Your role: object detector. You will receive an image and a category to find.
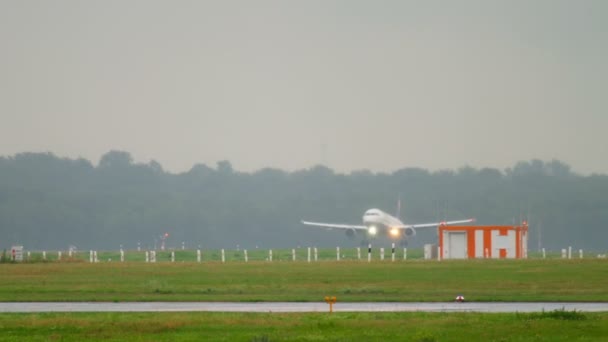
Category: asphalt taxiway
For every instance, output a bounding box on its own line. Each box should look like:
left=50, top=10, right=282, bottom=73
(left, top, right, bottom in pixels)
left=1, top=302, right=607, bottom=313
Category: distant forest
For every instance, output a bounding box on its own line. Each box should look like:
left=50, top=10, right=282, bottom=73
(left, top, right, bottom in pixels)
left=1, top=151, right=607, bottom=252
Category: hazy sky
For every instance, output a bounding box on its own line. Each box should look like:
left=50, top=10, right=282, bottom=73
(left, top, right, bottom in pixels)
left=1, top=1, right=606, bottom=174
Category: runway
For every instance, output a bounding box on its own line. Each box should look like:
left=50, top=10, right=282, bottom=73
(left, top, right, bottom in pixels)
left=1, top=302, right=607, bottom=313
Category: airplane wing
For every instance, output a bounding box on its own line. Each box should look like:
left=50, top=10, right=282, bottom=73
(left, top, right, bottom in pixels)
left=301, top=220, right=368, bottom=230
left=398, top=218, right=476, bottom=229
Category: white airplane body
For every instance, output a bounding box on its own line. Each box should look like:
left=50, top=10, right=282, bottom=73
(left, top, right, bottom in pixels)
left=302, top=208, right=474, bottom=243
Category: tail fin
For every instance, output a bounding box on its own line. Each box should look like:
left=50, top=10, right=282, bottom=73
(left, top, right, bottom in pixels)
left=396, top=194, right=402, bottom=219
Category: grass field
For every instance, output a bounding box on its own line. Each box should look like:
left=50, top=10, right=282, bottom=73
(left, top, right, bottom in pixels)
left=2, top=255, right=608, bottom=341
left=0, top=311, right=607, bottom=341
left=1, top=257, right=608, bottom=302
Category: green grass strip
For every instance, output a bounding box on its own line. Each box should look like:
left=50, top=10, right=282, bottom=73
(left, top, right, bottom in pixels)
left=0, top=311, right=607, bottom=341
left=1, top=259, right=608, bottom=302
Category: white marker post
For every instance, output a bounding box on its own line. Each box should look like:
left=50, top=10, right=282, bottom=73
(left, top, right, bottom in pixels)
left=404, top=248, right=407, bottom=260
left=171, top=251, right=175, bottom=263
left=307, top=247, right=311, bottom=263
left=89, top=250, right=93, bottom=263
left=314, top=247, right=318, bottom=262
left=579, top=249, right=583, bottom=259
left=561, top=249, right=567, bottom=259
left=150, top=251, right=156, bottom=263
left=120, top=249, right=124, bottom=262
left=368, top=244, right=372, bottom=263
left=244, top=249, right=248, bottom=262
left=292, top=249, right=296, bottom=261
left=542, top=248, right=546, bottom=259
left=380, top=248, right=385, bottom=261
left=58, top=251, right=62, bottom=261
left=391, top=243, right=395, bottom=262
left=568, top=246, right=572, bottom=259
left=43, top=251, right=46, bottom=261
left=269, top=249, right=273, bottom=262
left=336, top=247, right=340, bottom=261
left=221, top=249, right=225, bottom=263
left=197, top=249, right=201, bottom=263
left=357, top=247, right=361, bottom=260
left=145, top=251, right=149, bottom=263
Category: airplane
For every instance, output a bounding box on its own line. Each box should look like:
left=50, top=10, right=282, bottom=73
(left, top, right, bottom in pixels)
left=301, top=204, right=474, bottom=245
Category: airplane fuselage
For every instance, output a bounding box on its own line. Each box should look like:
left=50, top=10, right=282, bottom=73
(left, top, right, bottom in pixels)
left=362, top=208, right=405, bottom=238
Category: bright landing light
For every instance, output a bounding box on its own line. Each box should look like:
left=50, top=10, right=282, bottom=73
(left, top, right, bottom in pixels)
left=368, top=226, right=378, bottom=235
left=389, top=228, right=400, bottom=237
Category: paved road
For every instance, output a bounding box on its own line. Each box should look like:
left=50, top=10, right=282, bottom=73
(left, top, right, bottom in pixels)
left=1, top=302, right=607, bottom=313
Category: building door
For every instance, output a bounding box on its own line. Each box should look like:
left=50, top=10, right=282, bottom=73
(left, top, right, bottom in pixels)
left=448, top=232, right=467, bottom=259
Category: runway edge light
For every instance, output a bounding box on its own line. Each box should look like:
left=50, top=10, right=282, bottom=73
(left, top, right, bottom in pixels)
left=324, top=296, right=337, bottom=313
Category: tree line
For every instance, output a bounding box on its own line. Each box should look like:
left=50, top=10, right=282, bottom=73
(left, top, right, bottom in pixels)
left=1, top=151, right=607, bottom=251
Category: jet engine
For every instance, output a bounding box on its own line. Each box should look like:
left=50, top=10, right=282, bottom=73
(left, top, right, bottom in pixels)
left=404, top=227, right=416, bottom=237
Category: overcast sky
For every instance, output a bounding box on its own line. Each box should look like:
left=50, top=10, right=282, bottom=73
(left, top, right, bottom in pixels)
left=1, top=1, right=606, bottom=174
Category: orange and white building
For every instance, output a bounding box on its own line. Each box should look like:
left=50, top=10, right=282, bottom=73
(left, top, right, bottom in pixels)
left=438, top=223, right=528, bottom=260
